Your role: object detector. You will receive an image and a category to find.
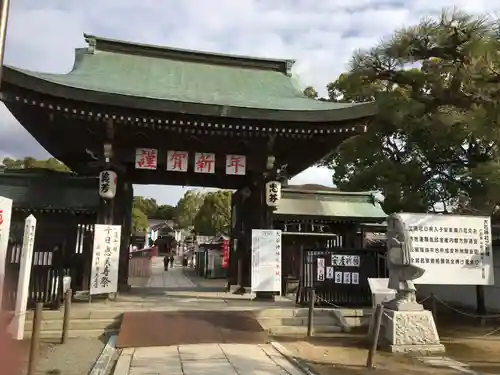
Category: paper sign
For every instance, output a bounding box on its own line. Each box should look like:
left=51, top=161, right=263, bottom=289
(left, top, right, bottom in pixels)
left=90, top=225, right=121, bottom=295
left=326, top=266, right=334, bottom=279
left=334, top=271, right=343, bottom=284
left=343, top=272, right=351, bottom=284
left=251, top=229, right=282, bottom=293
left=317, top=258, right=325, bottom=268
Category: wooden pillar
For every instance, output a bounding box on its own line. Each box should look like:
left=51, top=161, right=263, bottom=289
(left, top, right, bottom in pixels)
left=97, top=196, right=114, bottom=225
left=231, top=187, right=250, bottom=294
left=117, top=182, right=133, bottom=291
left=231, top=183, right=258, bottom=294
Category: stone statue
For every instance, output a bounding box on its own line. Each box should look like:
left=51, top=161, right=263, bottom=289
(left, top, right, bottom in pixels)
left=385, top=213, right=425, bottom=311
left=380, top=213, right=445, bottom=353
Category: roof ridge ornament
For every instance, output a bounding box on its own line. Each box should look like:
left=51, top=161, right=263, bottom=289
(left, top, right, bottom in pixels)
left=84, top=33, right=97, bottom=54
left=285, top=60, right=295, bottom=76
left=79, top=33, right=294, bottom=74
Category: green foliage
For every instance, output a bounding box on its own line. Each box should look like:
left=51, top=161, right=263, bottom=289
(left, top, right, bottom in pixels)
left=175, top=190, right=205, bottom=228
left=131, top=196, right=176, bottom=233
left=133, top=197, right=157, bottom=217
left=2, top=157, right=71, bottom=172
left=303, top=86, right=318, bottom=99
left=155, top=204, right=176, bottom=220
left=132, top=197, right=176, bottom=220
left=131, top=207, right=148, bottom=233
left=315, top=9, right=500, bottom=215
left=194, top=191, right=232, bottom=236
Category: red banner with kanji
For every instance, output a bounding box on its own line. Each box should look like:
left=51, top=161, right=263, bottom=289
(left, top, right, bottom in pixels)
left=222, top=240, right=229, bottom=269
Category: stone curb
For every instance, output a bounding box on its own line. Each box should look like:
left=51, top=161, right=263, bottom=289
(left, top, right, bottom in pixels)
left=112, top=348, right=135, bottom=375
left=270, top=341, right=319, bottom=375
left=89, top=335, right=117, bottom=375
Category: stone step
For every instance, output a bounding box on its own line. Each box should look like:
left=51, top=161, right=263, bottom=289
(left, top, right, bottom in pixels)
left=254, top=308, right=336, bottom=319
left=343, top=316, right=372, bottom=327
left=339, top=308, right=370, bottom=317
left=257, top=316, right=337, bottom=327
left=266, top=325, right=342, bottom=336
left=23, top=328, right=119, bottom=339
left=25, top=309, right=124, bottom=320
left=24, top=318, right=121, bottom=332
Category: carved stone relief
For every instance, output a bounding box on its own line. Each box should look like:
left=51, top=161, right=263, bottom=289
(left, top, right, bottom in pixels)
left=394, top=312, right=440, bottom=345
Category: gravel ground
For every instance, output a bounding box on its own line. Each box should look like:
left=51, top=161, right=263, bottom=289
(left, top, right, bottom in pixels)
left=280, top=335, right=500, bottom=375
left=21, top=337, right=106, bottom=375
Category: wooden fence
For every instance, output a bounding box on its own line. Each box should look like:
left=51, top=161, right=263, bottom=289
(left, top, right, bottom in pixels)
left=128, top=257, right=152, bottom=278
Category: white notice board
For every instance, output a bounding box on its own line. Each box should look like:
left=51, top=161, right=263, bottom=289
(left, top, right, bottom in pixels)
left=251, top=229, right=282, bottom=293
left=90, top=225, right=121, bottom=295
left=394, top=213, right=494, bottom=285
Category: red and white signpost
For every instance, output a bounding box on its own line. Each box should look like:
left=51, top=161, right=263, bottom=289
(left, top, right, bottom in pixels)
left=0, top=196, right=12, bottom=310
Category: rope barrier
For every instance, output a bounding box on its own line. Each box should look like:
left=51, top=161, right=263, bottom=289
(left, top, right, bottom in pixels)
left=308, top=290, right=500, bottom=339
left=314, top=293, right=430, bottom=308
left=432, top=294, right=500, bottom=319
left=314, top=294, right=342, bottom=308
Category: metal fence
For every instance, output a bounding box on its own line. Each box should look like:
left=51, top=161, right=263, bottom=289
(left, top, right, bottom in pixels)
left=297, top=247, right=386, bottom=307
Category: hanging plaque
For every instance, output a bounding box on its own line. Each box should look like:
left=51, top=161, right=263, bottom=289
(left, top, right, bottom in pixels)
left=167, top=150, right=189, bottom=172
left=225, top=155, right=246, bottom=175
left=194, top=153, right=216, bottom=174
left=135, top=148, right=158, bottom=170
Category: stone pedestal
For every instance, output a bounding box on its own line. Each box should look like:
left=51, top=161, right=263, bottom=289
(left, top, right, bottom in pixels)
left=382, top=309, right=445, bottom=353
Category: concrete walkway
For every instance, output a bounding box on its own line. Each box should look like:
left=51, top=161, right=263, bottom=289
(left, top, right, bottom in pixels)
left=113, top=343, right=305, bottom=375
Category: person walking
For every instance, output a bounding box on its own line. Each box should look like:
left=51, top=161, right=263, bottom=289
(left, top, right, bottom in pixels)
left=169, top=254, right=175, bottom=268
left=163, top=255, right=169, bottom=271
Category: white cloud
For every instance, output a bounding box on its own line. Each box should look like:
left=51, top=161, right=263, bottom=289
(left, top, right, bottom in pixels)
left=0, top=0, right=496, bottom=206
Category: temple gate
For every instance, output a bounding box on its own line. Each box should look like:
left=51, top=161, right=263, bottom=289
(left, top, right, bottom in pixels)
left=1, top=34, right=377, bottom=299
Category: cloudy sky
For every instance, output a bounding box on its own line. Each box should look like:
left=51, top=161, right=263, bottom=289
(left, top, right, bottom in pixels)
left=0, top=0, right=496, bottom=206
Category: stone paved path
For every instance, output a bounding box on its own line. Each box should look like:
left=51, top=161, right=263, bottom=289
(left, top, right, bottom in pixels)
left=70, top=256, right=294, bottom=311
left=113, top=343, right=305, bottom=375
left=147, top=258, right=196, bottom=289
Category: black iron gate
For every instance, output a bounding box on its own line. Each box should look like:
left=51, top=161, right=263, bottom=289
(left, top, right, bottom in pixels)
left=297, top=247, right=386, bottom=307
left=2, top=241, right=65, bottom=310
left=2, top=219, right=95, bottom=310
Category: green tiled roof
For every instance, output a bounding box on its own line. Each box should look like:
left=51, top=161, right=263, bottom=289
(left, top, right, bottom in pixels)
left=3, top=34, right=377, bottom=122
left=0, top=170, right=99, bottom=212
left=274, top=186, right=387, bottom=221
